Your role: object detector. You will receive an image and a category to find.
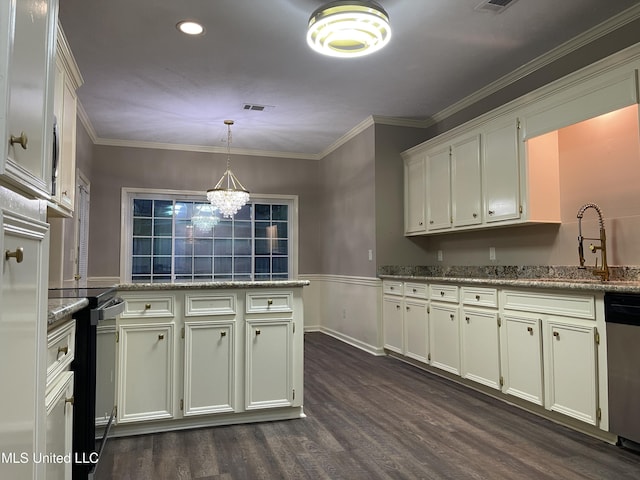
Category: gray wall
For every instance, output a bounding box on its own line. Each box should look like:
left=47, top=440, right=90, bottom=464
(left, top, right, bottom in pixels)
left=316, top=126, right=377, bottom=277
left=87, top=145, right=320, bottom=279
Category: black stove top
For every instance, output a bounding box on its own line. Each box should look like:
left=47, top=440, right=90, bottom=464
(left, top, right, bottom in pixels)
left=48, top=286, right=117, bottom=308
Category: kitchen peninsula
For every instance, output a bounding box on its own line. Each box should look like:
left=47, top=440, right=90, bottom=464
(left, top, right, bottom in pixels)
left=99, top=280, right=308, bottom=437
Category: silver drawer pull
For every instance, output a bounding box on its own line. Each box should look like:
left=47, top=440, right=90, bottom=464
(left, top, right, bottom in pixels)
left=145, top=303, right=152, bottom=310
left=267, top=299, right=273, bottom=306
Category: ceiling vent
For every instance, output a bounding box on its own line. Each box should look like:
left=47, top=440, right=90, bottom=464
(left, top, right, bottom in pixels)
left=475, top=0, right=519, bottom=13
left=242, top=103, right=274, bottom=112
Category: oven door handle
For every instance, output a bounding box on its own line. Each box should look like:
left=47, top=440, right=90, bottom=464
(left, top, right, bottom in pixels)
left=91, top=297, right=126, bottom=324
left=100, top=297, right=126, bottom=320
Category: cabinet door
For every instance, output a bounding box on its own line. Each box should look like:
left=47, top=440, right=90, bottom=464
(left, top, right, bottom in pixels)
left=451, top=134, right=482, bottom=227
left=52, top=56, right=78, bottom=214
left=547, top=321, right=598, bottom=425
left=426, top=146, right=451, bottom=231
left=245, top=320, right=293, bottom=410
left=117, top=323, right=175, bottom=423
left=461, top=309, right=500, bottom=389
left=404, top=154, right=426, bottom=234
left=184, top=321, right=235, bottom=416
left=500, top=315, right=543, bottom=405
left=45, top=371, right=74, bottom=480
left=429, top=303, right=460, bottom=375
left=382, top=296, right=403, bottom=354
left=482, top=118, right=521, bottom=223
left=95, top=320, right=116, bottom=426
left=404, top=299, right=428, bottom=363
left=3, top=0, right=54, bottom=197
left=0, top=195, right=48, bottom=480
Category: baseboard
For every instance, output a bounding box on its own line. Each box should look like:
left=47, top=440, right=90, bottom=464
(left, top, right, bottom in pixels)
left=307, top=326, right=385, bottom=356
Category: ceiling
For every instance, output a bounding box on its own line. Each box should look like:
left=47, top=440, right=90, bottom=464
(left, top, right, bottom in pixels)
left=58, top=0, right=640, bottom=159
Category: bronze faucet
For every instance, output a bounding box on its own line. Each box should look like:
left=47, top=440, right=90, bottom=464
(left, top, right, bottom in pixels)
left=576, top=203, right=609, bottom=281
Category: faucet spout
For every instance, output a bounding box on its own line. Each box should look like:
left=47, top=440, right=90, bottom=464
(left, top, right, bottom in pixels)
left=576, top=203, right=609, bottom=281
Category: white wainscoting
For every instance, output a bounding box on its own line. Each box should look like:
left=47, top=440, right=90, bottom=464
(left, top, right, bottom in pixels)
left=300, top=274, right=383, bottom=355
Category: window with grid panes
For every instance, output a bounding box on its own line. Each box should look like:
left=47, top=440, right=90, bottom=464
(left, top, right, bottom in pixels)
left=129, top=196, right=291, bottom=283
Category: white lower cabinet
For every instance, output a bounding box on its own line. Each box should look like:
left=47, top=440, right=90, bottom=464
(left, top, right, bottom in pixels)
left=429, top=302, right=460, bottom=375
left=183, top=320, right=235, bottom=416
left=45, top=371, right=74, bottom=480
left=381, top=280, right=605, bottom=432
left=95, top=319, right=116, bottom=426
left=546, top=320, right=598, bottom=425
left=245, top=319, right=293, bottom=409
left=461, top=308, right=500, bottom=390
left=404, top=299, right=429, bottom=363
left=382, top=295, right=403, bottom=354
left=117, top=322, right=175, bottom=423
left=499, top=315, right=544, bottom=405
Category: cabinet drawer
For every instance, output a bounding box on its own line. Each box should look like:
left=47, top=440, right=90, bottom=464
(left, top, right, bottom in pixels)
left=121, top=296, right=175, bottom=318
left=46, top=320, right=75, bottom=390
left=462, top=286, right=498, bottom=308
left=430, top=284, right=459, bottom=303
left=185, top=294, right=236, bottom=316
left=502, top=290, right=595, bottom=319
left=404, top=282, right=428, bottom=299
left=246, top=291, right=293, bottom=313
left=383, top=281, right=403, bottom=296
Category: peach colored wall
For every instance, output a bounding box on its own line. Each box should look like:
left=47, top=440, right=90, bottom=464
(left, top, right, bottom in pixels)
left=557, top=104, right=640, bottom=266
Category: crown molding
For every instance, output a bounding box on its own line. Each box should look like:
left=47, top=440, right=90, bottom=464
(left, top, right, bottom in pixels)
left=430, top=3, right=640, bottom=124
left=93, top=136, right=320, bottom=160
left=76, top=101, right=98, bottom=143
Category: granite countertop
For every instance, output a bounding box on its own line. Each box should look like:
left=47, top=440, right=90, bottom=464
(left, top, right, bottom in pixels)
left=47, top=297, right=89, bottom=327
left=116, top=280, right=310, bottom=291
left=378, top=265, right=640, bottom=294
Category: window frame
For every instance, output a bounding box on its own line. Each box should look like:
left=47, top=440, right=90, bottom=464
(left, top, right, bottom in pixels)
left=120, top=187, right=299, bottom=283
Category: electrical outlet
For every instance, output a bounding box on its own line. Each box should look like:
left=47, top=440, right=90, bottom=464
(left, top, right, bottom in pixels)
left=489, top=247, right=496, bottom=261
left=368, top=249, right=373, bottom=261
left=437, top=250, right=443, bottom=262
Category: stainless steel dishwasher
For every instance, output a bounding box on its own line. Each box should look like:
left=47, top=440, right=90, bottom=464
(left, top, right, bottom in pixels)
left=605, top=292, right=640, bottom=450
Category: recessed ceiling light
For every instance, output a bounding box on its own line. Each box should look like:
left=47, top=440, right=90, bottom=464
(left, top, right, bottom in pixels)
left=177, top=20, right=204, bottom=36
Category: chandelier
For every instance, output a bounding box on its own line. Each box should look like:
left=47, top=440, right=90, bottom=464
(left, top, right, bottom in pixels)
left=206, top=120, right=250, bottom=218
left=306, top=1, right=391, bottom=58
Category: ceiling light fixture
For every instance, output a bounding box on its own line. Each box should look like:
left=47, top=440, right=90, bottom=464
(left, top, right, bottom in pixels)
left=306, top=1, right=391, bottom=58
left=206, top=120, right=250, bottom=218
left=177, top=20, right=204, bottom=35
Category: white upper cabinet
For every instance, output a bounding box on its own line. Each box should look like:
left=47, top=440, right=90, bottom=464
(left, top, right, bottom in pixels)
left=403, top=154, right=426, bottom=235
left=0, top=0, right=57, bottom=199
left=451, top=134, right=481, bottom=228
left=481, top=116, right=521, bottom=224
left=425, top=145, right=451, bottom=231
left=49, top=24, right=83, bottom=216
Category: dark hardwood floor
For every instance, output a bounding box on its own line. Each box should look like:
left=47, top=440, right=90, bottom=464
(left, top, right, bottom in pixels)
left=95, top=332, right=640, bottom=479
